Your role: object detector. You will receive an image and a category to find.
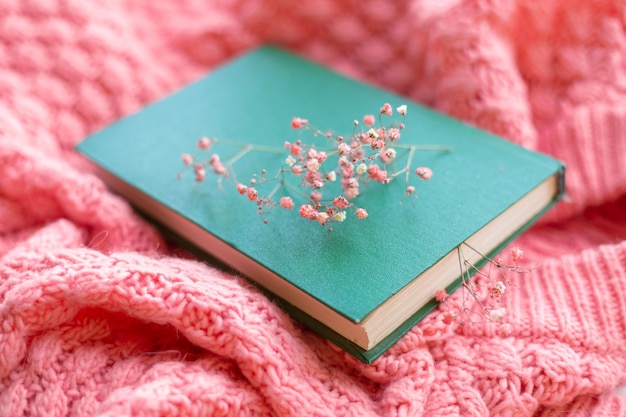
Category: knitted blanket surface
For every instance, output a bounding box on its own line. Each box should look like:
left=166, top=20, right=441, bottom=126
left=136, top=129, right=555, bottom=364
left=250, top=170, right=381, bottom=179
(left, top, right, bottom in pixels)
left=2, top=0, right=626, bottom=416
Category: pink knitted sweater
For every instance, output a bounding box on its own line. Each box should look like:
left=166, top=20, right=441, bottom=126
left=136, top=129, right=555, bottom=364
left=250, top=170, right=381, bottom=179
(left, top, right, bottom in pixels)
left=1, top=0, right=626, bottom=416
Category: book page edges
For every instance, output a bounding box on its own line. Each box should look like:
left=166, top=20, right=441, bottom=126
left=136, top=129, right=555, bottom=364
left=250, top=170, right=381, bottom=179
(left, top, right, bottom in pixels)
left=92, top=167, right=562, bottom=352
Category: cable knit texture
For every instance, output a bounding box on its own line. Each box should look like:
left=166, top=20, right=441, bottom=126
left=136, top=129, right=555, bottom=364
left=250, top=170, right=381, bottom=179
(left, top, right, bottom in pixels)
left=1, top=0, right=626, bottom=416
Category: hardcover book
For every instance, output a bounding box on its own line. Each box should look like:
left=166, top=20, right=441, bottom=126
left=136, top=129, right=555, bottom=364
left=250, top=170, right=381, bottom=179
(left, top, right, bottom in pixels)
left=76, top=45, right=565, bottom=363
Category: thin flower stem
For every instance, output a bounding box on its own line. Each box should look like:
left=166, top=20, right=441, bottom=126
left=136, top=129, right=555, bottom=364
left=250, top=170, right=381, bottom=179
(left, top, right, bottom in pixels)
left=389, top=166, right=409, bottom=180
left=457, top=244, right=488, bottom=313
left=461, top=242, right=497, bottom=265
left=388, top=144, right=451, bottom=181
left=393, top=143, right=453, bottom=152
left=405, top=146, right=416, bottom=184
left=266, top=180, right=282, bottom=200
left=461, top=242, right=516, bottom=287
left=215, top=139, right=285, bottom=154
left=225, top=144, right=254, bottom=166
left=282, top=180, right=312, bottom=201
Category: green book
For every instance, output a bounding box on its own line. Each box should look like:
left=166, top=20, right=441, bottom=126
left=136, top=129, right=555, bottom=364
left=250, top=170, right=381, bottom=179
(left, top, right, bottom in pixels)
left=76, top=45, right=565, bottom=363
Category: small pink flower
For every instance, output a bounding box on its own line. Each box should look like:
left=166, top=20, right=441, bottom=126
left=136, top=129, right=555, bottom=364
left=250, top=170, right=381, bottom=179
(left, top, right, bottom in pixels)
left=315, top=212, right=328, bottom=225
left=396, top=104, right=407, bottom=116
left=345, top=187, right=359, bottom=199
left=341, top=165, right=354, bottom=178
left=358, top=132, right=372, bottom=145
left=356, top=208, right=368, bottom=219
left=363, top=114, right=375, bottom=126
left=442, top=312, right=456, bottom=324
left=345, top=177, right=359, bottom=189
left=415, top=167, right=433, bottom=181
left=291, top=117, right=308, bottom=129
left=306, top=158, right=320, bottom=171
left=181, top=153, right=193, bottom=166
left=299, top=204, right=318, bottom=220
left=194, top=168, right=206, bottom=182
left=511, top=247, right=523, bottom=264
left=380, top=148, right=396, bottom=164
left=367, top=164, right=388, bottom=183
left=435, top=289, right=448, bottom=302
left=209, top=154, right=220, bottom=165
left=371, top=139, right=385, bottom=150
left=489, top=308, right=506, bottom=322
left=379, top=103, right=392, bottom=116
left=279, top=196, right=294, bottom=210
left=299, top=204, right=311, bottom=217
left=291, top=165, right=303, bottom=176
left=499, top=323, right=512, bottom=336
left=376, top=170, right=388, bottom=183
left=351, top=144, right=364, bottom=160
left=406, top=185, right=415, bottom=195
left=367, top=128, right=379, bottom=140
left=337, top=142, right=351, bottom=155
left=310, top=192, right=322, bottom=202
left=353, top=119, right=359, bottom=126
left=388, top=128, right=401, bottom=141
left=212, top=161, right=227, bottom=176
left=247, top=187, right=258, bottom=201
left=197, top=137, right=212, bottom=149
left=316, top=151, right=328, bottom=163
left=236, top=183, right=248, bottom=195
left=304, top=170, right=322, bottom=185
left=493, top=281, right=506, bottom=296
left=367, top=164, right=381, bottom=179
left=338, top=156, right=351, bottom=167
left=289, top=143, right=302, bottom=156
left=312, top=180, right=324, bottom=189
left=332, top=196, right=350, bottom=209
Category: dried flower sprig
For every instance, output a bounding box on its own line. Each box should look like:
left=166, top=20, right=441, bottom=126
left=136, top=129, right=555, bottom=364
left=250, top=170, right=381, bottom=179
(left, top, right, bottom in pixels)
left=179, top=103, right=451, bottom=228
left=436, top=244, right=534, bottom=327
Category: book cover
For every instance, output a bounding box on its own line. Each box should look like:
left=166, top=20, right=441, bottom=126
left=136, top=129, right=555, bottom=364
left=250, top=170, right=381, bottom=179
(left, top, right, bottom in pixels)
left=76, top=45, right=564, bottom=363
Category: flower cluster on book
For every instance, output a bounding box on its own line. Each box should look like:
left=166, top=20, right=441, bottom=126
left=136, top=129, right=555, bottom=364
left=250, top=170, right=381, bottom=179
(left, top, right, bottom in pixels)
left=180, top=103, right=442, bottom=228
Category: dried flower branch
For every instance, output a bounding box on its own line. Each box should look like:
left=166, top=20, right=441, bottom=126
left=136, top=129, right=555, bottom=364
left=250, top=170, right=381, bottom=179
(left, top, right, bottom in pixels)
left=179, top=103, right=451, bottom=228
left=435, top=243, right=534, bottom=326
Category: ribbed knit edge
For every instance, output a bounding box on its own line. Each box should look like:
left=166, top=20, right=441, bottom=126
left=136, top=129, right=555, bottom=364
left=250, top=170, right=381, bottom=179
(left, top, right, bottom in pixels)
left=514, top=194, right=626, bottom=262
left=512, top=241, right=626, bottom=351
left=538, top=105, right=626, bottom=223
left=535, top=391, right=626, bottom=416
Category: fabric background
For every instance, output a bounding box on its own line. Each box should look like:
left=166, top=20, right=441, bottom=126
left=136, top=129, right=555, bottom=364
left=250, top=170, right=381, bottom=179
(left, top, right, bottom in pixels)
left=1, top=0, right=626, bottom=416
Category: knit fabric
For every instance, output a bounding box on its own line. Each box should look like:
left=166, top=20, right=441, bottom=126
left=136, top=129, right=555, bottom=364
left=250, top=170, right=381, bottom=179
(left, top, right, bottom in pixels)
left=1, top=0, right=626, bottom=416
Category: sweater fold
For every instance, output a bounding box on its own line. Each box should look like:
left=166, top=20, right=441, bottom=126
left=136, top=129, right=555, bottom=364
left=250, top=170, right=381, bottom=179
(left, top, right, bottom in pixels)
left=1, top=0, right=626, bottom=416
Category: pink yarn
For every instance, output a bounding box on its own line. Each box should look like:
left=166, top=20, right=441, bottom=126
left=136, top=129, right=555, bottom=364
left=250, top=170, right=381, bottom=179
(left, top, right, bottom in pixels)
left=1, top=0, right=626, bottom=415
